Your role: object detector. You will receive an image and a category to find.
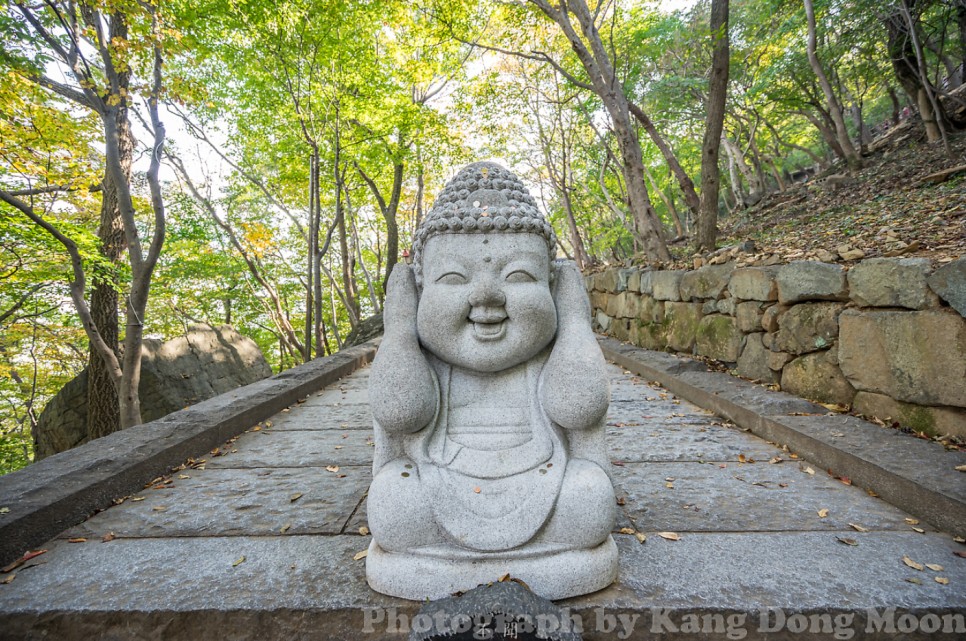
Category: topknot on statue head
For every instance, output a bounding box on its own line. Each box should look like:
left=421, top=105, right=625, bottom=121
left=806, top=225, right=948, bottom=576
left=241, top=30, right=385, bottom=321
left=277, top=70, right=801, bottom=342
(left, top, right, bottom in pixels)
left=411, top=161, right=558, bottom=289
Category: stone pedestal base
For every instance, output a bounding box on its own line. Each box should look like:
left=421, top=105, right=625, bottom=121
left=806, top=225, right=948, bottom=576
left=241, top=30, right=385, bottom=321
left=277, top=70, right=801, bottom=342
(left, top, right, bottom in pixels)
left=365, top=536, right=618, bottom=601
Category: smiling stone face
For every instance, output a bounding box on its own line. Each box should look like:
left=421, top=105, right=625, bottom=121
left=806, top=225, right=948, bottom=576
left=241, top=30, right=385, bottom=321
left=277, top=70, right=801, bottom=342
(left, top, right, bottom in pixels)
left=417, top=233, right=557, bottom=373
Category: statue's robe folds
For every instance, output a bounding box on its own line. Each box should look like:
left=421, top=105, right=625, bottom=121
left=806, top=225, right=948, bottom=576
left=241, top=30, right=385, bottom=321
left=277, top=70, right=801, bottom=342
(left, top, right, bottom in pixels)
left=370, top=348, right=610, bottom=554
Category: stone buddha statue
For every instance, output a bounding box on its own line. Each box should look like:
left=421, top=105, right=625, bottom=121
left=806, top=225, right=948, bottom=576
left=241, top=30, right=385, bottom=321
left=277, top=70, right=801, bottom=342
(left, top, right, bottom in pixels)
left=366, top=161, right=617, bottom=600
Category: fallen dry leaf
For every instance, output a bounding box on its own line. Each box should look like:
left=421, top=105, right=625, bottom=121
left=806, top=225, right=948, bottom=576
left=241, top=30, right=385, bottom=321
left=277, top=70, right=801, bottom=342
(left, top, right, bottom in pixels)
left=178, top=474, right=190, bottom=480
left=803, top=466, right=816, bottom=475
left=289, top=493, right=303, bottom=503
left=101, top=532, right=115, bottom=543
left=658, top=532, right=681, bottom=541
left=131, top=497, right=145, bottom=502
left=619, top=527, right=636, bottom=535
left=325, top=466, right=339, bottom=473
left=769, top=456, right=784, bottom=464
left=665, top=482, right=674, bottom=489
left=935, top=577, right=950, bottom=585
left=905, top=577, right=922, bottom=585
left=818, top=508, right=829, bottom=518
left=0, top=573, right=14, bottom=584
left=849, top=523, right=869, bottom=532
left=280, top=523, right=291, bottom=534
left=837, top=537, right=858, bottom=546
left=0, top=507, right=9, bottom=514
left=359, top=526, right=370, bottom=536
left=616, top=496, right=627, bottom=506
left=232, top=556, right=246, bottom=567
left=925, top=563, right=944, bottom=572
left=353, top=549, right=368, bottom=561
left=152, top=506, right=167, bottom=512
left=67, top=538, right=87, bottom=543
left=911, top=527, right=925, bottom=534
left=473, top=487, right=481, bottom=494
left=955, top=465, right=966, bottom=472
left=635, top=532, right=647, bottom=544
left=954, top=536, right=965, bottom=544
left=955, top=551, right=966, bottom=558
left=905, top=518, right=920, bottom=525
left=902, top=556, right=924, bottom=571
left=1, top=550, right=48, bottom=573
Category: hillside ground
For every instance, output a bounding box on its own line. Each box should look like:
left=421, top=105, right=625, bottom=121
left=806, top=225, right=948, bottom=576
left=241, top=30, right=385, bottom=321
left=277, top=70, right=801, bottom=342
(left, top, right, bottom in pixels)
left=669, top=120, right=965, bottom=268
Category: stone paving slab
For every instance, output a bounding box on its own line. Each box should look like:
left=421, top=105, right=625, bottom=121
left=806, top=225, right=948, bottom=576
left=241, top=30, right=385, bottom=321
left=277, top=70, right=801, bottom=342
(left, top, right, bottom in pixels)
left=606, top=423, right=780, bottom=463
left=203, top=429, right=376, bottom=468
left=613, top=461, right=918, bottom=533
left=61, top=466, right=370, bottom=539
left=268, top=403, right=372, bottom=431
left=315, top=386, right=371, bottom=405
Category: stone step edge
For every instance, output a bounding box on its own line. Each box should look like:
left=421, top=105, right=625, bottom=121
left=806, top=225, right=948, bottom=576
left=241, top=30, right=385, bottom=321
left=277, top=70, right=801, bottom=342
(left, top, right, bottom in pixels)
left=0, top=339, right=380, bottom=567
left=599, top=337, right=966, bottom=537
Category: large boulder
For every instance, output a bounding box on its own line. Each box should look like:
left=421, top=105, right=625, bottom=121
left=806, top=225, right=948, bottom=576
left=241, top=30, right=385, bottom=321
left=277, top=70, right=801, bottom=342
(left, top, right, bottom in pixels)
left=736, top=301, right=767, bottom=332
left=847, top=258, right=937, bottom=309
left=777, top=261, right=848, bottom=304
left=927, top=258, right=966, bottom=317
left=737, top=333, right=779, bottom=383
left=651, top=271, right=684, bottom=301
left=838, top=309, right=966, bottom=408
left=598, top=268, right=620, bottom=293
left=679, top=263, right=735, bottom=301
left=664, top=302, right=703, bottom=351
left=775, top=302, right=845, bottom=355
left=852, top=392, right=966, bottom=439
left=729, top=267, right=779, bottom=302
left=781, top=347, right=856, bottom=406
left=33, top=324, right=272, bottom=459
left=344, top=313, right=384, bottom=348
left=695, top=314, right=743, bottom=362
left=609, top=292, right=641, bottom=319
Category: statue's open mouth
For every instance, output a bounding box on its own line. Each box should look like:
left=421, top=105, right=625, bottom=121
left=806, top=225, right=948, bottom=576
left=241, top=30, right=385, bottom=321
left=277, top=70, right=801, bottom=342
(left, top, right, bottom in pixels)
left=469, top=310, right=508, bottom=341
left=472, top=319, right=506, bottom=340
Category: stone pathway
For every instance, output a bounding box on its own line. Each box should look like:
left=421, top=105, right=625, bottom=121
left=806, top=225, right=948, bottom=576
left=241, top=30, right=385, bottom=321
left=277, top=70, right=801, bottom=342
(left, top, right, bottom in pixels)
left=1, top=362, right=964, bottom=640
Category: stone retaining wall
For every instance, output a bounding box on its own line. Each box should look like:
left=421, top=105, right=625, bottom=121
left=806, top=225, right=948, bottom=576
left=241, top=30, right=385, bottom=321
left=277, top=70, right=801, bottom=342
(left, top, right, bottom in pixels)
left=586, top=258, right=966, bottom=438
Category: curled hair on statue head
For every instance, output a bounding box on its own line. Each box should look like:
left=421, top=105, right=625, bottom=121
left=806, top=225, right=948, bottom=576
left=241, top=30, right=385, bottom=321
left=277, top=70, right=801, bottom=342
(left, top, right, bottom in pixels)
left=411, top=162, right=557, bottom=290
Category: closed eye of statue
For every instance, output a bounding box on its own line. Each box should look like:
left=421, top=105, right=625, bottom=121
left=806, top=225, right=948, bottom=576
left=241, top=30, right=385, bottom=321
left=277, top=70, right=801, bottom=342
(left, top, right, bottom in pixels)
left=436, top=272, right=468, bottom=284
left=505, top=269, right=537, bottom=283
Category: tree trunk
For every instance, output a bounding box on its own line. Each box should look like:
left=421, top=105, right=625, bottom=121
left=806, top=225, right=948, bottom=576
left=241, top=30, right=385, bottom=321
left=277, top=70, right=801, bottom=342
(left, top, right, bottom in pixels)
left=722, top=137, right=746, bottom=209
left=528, top=0, right=670, bottom=262
left=628, top=103, right=702, bottom=223
left=797, top=109, right=846, bottom=160
left=312, top=155, right=323, bottom=357
left=889, top=86, right=902, bottom=125
left=87, top=58, right=132, bottom=439
left=336, top=189, right=359, bottom=328
left=382, top=162, right=403, bottom=294
left=803, top=0, right=862, bottom=170
left=900, top=0, right=951, bottom=153
left=305, top=151, right=317, bottom=361
left=884, top=4, right=949, bottom=145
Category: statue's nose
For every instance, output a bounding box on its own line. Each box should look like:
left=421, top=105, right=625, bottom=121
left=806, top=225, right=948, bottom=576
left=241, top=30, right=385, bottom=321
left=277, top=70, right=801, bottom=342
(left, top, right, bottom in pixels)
left=468, top=280, right=506, bottom=308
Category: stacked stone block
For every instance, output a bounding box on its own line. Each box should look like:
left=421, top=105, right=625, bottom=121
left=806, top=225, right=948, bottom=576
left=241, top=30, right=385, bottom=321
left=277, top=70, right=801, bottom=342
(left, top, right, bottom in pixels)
left=587, top=258, right=966, bottom=438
